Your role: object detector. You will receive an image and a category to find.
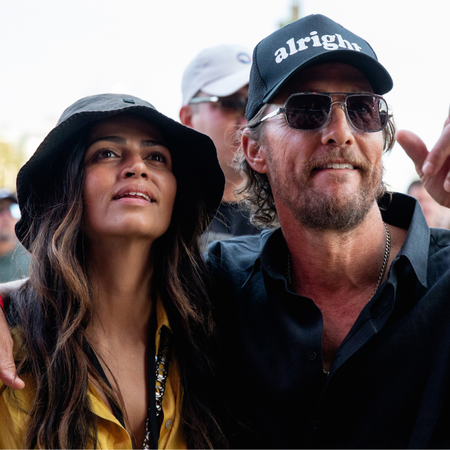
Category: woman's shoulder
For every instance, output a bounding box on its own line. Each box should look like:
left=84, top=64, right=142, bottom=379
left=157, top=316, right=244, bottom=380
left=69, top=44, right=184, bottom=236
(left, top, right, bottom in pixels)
left=0, top=369, right=36, bottom=449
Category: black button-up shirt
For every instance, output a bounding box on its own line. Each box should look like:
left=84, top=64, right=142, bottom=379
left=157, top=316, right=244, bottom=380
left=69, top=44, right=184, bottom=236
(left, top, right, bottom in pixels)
left=207, top=193, right=450, bottom=448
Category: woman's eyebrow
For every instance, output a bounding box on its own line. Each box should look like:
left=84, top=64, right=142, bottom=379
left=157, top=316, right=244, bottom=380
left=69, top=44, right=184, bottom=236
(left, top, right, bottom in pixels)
left=140, top=139, right=167, bottom=147
left=88, top=135, right=125, bottom=146
left=88, top=136, right=166, bottom=147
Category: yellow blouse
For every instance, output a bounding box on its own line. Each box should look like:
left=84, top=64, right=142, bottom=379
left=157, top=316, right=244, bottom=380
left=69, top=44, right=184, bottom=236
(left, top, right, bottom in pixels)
left=0, top=300, right=186, bottom=449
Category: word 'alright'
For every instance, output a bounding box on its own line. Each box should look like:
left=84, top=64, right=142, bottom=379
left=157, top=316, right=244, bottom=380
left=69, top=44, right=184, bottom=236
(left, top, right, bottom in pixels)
left=275, top=32, right=362, bottom=64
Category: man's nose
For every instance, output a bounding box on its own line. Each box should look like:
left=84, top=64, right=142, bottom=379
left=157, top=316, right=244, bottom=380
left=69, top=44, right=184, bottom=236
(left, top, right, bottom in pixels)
left=320, top=102, right=355, bottom=146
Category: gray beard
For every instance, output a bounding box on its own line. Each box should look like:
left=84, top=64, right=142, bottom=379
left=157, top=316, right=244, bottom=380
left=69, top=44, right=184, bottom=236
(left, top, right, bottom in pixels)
left=293, top=176, right=384, bottom=231
left=267, top=145, right=385, bottom=232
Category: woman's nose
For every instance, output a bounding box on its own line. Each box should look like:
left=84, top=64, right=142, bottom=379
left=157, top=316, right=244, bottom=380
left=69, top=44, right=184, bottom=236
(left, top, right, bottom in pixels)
left=122, top=157, right=149, bottom=179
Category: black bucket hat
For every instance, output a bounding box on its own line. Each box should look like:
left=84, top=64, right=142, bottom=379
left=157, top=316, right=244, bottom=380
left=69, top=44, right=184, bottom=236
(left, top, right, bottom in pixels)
left=15, top=93, right=225, bottom=247
left=246, top=14, right=393, bottom=120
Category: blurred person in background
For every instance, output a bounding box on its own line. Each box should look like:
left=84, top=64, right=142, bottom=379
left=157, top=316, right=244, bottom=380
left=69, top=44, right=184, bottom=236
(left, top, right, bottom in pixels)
left=0, top=190, right=29, bottom=282
left=407, top=179, right=450, bottom=228
left=179, top=45, right=260, bottom=246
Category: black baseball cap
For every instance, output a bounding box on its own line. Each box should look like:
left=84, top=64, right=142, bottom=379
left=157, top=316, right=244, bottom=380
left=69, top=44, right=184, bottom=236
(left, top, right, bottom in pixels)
left=16, top=93, right=225, bottom=248
left=246, top=14, right=393, bottom=120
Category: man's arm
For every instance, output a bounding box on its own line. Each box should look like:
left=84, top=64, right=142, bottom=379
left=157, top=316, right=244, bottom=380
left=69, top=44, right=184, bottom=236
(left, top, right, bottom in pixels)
left=397, top=110, right=450, bottom=207
left=0, top=279, right=27, bottom=389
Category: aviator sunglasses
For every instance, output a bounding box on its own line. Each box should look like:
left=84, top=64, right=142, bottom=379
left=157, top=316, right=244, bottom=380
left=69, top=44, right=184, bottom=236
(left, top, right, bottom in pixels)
left=189, top=93, right=248, bottom=116
left=254, top=92, right=389, bottom=132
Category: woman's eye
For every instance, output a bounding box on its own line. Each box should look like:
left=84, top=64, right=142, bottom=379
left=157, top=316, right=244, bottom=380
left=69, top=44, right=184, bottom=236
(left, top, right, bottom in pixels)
left=148, top=152, right=167, bottom=163
left=95, top=149, right=117, bottom=160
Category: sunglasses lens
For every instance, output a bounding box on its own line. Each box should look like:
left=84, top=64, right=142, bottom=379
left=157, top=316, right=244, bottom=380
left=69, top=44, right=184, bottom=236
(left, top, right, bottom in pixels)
left=346, top=95, right=388, bottom=132
left=284, top=94, right=331, bottom=130
left=219, top=96, right=248, bottom=115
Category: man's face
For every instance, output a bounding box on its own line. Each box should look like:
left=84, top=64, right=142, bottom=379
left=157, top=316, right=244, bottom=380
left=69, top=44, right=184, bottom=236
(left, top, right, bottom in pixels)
left=259, top=63, right=384, bottom=231
left=190, top=87, right=248, bottom=177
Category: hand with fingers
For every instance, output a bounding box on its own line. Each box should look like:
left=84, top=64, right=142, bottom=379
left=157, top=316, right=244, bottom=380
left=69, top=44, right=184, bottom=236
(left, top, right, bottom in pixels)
left=0, top=309, right=24, bottom=390
left=0, top=282, right=27, bottom=389
left=396, top=112, right=450, bottom=208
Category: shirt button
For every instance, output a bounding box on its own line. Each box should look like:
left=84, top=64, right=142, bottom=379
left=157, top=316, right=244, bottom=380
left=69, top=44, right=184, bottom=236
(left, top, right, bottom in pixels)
left=313, top=421, right=321, bottom=430
left=308, top=351, right=317, bottom=360
left=165, top=419, right=172, bottom=428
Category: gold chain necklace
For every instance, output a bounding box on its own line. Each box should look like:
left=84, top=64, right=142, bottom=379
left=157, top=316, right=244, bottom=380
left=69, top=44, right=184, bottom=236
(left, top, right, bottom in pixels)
left=286, top=222, right=391, bottom=296
left=142, top=327, right=171, bottom=449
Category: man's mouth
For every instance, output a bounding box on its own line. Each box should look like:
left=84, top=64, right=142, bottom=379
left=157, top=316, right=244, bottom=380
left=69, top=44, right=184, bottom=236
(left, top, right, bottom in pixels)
left=316, top=163, right=356, bottom=170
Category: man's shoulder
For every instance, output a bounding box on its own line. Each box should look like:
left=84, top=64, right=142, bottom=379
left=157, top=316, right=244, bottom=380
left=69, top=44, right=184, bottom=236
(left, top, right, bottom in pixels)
left=205, top=229, right=274, bottom=275
left=430, top=227, right=450, bottom=245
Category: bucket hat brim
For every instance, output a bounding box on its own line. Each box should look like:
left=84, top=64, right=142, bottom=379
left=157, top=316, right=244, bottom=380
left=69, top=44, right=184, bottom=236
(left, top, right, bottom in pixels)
left=16, top=94, right=225, bottom=247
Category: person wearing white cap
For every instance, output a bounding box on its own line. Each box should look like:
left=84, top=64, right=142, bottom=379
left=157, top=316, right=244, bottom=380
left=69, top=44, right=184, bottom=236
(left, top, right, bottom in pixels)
left=179, top=45, right=260, bottom=246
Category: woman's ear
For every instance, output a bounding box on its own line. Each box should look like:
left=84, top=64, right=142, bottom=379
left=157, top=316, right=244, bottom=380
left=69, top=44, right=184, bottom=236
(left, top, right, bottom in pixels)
left=242, top=129, right=268, bottom=174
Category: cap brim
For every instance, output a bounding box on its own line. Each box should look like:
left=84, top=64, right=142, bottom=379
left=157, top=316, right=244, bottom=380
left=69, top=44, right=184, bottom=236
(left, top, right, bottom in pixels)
left=202, top=69, right=250, bottom=97
left=264, top=49, right=393, bottom=104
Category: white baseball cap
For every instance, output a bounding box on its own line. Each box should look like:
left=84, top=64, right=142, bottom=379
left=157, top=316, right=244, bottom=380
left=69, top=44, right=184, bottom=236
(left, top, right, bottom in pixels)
left=181, top=44, right=252, bottom=105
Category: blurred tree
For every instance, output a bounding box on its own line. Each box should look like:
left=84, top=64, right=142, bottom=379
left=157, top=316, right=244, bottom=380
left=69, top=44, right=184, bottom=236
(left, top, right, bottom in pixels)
left=0, top=140, right=27, bottom=192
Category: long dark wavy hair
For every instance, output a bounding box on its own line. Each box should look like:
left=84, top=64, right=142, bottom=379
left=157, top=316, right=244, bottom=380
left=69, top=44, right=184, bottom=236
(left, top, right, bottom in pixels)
left=234, top=106, right=397, bottom=228
left=4, top=120, right=226, bottom=449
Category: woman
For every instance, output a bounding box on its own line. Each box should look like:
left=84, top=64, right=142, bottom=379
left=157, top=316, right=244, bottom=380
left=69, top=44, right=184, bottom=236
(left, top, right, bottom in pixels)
left=0, top=93, right=226, bottom=449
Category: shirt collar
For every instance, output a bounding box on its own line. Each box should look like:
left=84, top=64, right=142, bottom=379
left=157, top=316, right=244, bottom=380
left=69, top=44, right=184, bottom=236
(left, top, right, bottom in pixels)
left=381, top=192, right=429, bottom=288
left=254, top=192, right=430, bottom=288
left=155, top=296, right=172, bottom=360
left=156, top=295, right=172, bottom=333
left=260, top=228, right=289, bottom=282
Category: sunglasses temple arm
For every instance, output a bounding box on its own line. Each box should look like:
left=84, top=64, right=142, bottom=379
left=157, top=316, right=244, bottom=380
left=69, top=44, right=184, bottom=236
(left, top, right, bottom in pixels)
left=257, top=107, right=285, bottom=125
left=189, top=96, right=219, bottom=104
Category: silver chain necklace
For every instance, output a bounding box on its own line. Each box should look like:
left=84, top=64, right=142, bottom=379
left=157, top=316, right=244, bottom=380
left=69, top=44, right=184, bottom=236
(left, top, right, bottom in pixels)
left=142, top=327, right=171, bottom=449
left=286, top=222, right=391, bottom=296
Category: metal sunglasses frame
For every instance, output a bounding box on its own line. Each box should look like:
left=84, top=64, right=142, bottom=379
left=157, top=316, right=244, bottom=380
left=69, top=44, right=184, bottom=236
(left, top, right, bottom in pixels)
left=189, top=95, right=248, bottom=114
left=255, top=92, right=390, bottom=132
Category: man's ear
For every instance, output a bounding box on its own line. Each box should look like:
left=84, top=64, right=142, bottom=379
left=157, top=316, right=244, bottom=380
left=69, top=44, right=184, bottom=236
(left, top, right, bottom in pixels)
left=179, top=105, right=194, bottom=128
left=242, top=129, right=268, bottom=174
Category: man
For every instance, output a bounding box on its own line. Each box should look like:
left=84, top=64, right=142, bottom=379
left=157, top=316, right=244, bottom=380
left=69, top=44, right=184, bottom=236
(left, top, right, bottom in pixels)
left=2, top=14, right=450, bottom=448
left=179, top=45, right=260, bottom=245
left=0, top=190, right=29, bottom=282
left=407, top=179, right=450, bottom=228
left=206, top=14, right=450, bottom=448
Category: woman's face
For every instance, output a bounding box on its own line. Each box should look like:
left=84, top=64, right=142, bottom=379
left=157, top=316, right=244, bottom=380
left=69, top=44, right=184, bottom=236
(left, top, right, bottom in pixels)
left=82, top=114, right=177, bottom=243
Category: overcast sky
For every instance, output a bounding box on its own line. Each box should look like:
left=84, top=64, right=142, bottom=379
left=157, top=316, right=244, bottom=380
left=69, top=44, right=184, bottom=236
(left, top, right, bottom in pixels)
left=1, top=0, right=449, bottom=192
